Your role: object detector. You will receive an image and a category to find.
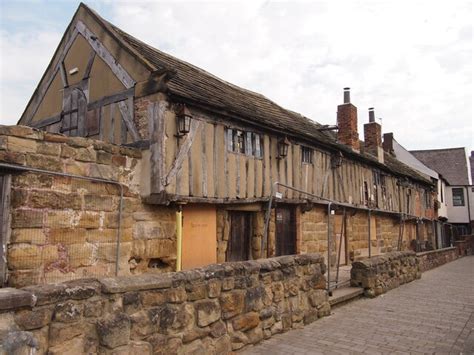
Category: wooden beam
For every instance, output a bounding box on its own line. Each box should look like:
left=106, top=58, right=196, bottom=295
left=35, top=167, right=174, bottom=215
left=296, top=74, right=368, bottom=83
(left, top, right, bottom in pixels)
left=24, top=29, right=79, bottom=124
left=59, top=61, right=68, bottom=88
left=118, top=98, right=140, bottom=141
left=213, top=123, right=218, bottom=197
left=163, top=119, right=202, bottom=187
left=87, top=88, right=135, bottom=111
left=76, top=20, right=135, bottom=89
left=201, top=123, right=208, bottom=197
left=29, top=114, right=62, bottom=128
left=83, top=50, right=96, bottom=80
left=149, top=101, right=167, bottom=193
left=109, top=103, right=115, bottom=143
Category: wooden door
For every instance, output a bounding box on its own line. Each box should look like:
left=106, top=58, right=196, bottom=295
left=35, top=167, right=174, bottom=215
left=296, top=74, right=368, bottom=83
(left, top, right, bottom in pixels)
left=182, top=205, right=217, bottom=270
left=275, top=206, right=296, bottom=256
left=334, top=214, right=348, bottom=266
left=227, top=212, right=252, bottom=261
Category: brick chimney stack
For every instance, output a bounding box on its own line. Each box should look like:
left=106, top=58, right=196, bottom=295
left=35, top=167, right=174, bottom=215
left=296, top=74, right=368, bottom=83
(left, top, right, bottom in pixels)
left=383, top=132, right=394, bottom=155
left=337, top=88, right=360, bottom=152
left=364, top=108, right=384, bottom=163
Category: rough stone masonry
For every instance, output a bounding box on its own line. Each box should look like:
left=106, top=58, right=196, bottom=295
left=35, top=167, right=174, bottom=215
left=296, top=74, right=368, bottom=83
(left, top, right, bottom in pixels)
left=0, top=254, right=330, bottom=354
left=0, top=125, right=176, bottom=287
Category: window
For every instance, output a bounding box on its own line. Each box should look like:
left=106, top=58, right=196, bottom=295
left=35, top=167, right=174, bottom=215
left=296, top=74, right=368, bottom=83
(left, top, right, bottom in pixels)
left=380, top=175, right=387, bottom=206
left=424, top=189, right=432, bottom=208
left=452, top=188, right=465, bottom=206
left=372, top=171, right=381, bottom=207
left=440, top=183, right=444, bottom=203
left=226, top=128, right=263, bottom=158
left=301, top=146, right=313, bottom=164
left=363, top=181, right=369, bottom=206
left=251, top=132, right=263, bottom=158
left=406, top=189, right=411, bottom=213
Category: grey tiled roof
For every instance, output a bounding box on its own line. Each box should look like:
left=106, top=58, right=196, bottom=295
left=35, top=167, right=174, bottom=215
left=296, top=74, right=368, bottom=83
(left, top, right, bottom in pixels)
left=411, top=148, right=470, bottom=185
left=84, top=4, right=432, bottom=186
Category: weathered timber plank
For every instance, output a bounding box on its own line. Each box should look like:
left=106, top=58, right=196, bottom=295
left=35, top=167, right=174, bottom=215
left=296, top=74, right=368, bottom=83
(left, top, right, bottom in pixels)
left=25, top=29, right=79, bottom=123
left=149, top=101, right=167, bottom=193
left=76, top=20, right=135, bottom=89
left=164, top=119, right=202, bottom=187
left=83, top=51, right=96, bottom=80
left=88, top=88, right=135, bottom=111
left=59, top=61, right=68, bottom=88
left=213, top=123, right=218, bottom=198
left=201, top=122, right=208, bottom=197
left=118, top=98, right=140, bottom=141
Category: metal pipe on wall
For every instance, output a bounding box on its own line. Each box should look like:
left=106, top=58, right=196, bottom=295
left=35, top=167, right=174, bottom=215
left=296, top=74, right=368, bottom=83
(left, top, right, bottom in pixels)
left=176, top=206, right=183, bottom=272
left=327, top=202, right=332, bottom=295
left=0, top=162, right=125, bottom=276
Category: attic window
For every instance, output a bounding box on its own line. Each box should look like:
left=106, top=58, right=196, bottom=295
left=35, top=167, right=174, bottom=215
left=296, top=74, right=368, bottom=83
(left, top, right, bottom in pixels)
left=301, top=146, right=313, bottom=164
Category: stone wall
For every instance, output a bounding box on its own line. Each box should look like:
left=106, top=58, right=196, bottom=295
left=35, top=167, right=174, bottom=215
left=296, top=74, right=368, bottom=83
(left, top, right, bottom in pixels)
left=350, top=251, right=421, bottom=297
left=299, top=206, right=420, bottom=265
left=0, top=254, right=329, bottom=354
left=0, top=125, right=176, bottom=287
left=417, top=247, right=458, bottom=272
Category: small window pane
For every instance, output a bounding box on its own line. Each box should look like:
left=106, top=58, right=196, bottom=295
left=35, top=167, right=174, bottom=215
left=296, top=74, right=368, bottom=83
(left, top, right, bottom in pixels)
left=302, top=147, right=313, bottom=164
left=452, top=188, right=465, bottom=206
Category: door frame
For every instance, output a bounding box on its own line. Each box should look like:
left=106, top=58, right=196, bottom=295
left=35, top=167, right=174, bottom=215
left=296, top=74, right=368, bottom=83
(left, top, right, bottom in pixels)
left=274, top=204, right=297, bottom=256
left=227, top=211, right=253, bottom=262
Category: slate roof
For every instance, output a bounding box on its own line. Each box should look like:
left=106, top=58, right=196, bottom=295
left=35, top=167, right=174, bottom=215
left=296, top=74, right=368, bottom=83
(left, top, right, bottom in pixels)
left=411, top=148, right=470, bottom=185
left=84, top=4, right=432, bottom=186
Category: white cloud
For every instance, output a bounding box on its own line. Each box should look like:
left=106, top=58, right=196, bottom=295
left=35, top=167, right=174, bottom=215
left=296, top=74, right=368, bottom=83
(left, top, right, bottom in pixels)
left=0, top=0, right=472, bottom=152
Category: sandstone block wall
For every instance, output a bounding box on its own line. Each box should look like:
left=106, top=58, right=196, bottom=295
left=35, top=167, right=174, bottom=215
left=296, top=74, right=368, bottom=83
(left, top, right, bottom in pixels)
left=299, top=206, right=422, bottom=266
left=0, top=125, right=176, bottom=287
left=350, top=251, right=421, bottom=297
left=417, top=247, right=458, bottom=272
left=0, top=254, right=329, bottom=354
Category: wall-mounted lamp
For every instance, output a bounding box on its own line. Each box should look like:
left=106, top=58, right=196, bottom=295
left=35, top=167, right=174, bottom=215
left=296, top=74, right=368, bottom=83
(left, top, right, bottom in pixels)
left=277, top=136, right=290, bottom=159
left=176, top=104, right=192, bottom=137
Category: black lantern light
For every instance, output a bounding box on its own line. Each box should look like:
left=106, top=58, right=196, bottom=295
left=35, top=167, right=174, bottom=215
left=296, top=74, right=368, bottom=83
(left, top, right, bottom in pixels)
left=277, top=136, right=290, bottom=159
left=176, top=104, right=192, bottom=137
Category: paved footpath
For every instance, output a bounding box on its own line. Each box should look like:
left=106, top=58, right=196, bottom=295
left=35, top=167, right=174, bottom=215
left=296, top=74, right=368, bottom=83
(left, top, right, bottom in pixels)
left=243, top=256, right=474, bottom=354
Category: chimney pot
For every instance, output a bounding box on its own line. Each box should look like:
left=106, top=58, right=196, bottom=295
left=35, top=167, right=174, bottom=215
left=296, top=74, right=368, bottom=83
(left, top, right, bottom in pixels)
left=343, top=87, right=350, bottom=104
left=337, top=88, right=359, bottom=152
left=368, top=107, right=375, bottom=122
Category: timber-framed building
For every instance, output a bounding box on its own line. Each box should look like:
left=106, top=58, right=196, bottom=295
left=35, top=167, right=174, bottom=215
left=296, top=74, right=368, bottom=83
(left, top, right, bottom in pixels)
left=0, top=3, right=438, bottom=286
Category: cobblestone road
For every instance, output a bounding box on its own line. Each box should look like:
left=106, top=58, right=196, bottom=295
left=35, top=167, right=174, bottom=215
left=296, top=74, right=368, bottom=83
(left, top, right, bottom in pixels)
left=243, top=256, right=474, bottom=354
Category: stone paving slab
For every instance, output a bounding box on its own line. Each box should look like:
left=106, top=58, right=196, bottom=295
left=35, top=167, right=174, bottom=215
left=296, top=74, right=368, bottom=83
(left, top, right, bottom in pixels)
left=242, top=256, right=474, bottom=354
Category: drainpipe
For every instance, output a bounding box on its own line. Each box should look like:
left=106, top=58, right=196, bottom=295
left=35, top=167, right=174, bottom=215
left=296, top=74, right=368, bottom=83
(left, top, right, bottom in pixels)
left=176, top=206, right=183, bottom=272
left=262, top=182, right=277, bottom=258
left=327, top=202, right=332, bottom=296
left=465, top=186, right=472, bottom=234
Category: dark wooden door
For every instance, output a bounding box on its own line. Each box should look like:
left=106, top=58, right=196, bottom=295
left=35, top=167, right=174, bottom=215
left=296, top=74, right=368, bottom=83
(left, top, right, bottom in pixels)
left=227, top=212, right=252, bottom=261
left=275, top=206, right=296, bottom=256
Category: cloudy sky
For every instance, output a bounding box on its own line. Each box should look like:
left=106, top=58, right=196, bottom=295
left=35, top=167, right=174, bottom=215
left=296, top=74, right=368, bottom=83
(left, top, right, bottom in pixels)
left=0, top=0, right=472, bottom=153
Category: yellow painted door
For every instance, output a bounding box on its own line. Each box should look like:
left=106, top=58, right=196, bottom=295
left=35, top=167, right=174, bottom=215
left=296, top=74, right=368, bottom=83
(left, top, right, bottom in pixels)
left=182, top=205, right=217, bottom=270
